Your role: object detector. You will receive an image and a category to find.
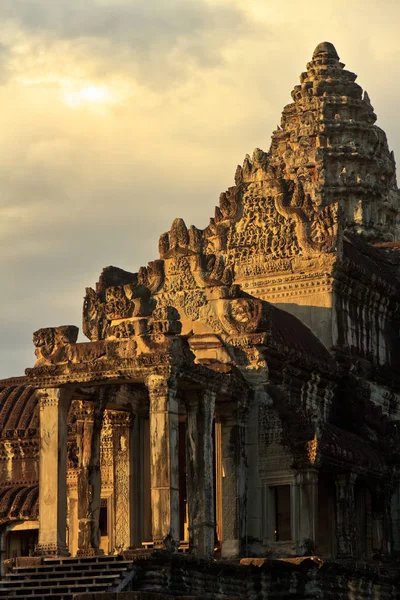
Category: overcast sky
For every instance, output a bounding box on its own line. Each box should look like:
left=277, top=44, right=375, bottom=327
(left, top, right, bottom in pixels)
left=1, top=0, right=400, bottom=378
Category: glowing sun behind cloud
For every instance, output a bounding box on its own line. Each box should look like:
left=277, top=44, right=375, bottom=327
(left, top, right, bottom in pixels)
left=64, top=84, right=114, bottom=107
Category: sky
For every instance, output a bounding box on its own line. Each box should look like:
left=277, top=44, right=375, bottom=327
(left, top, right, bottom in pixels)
left=1, top=0, right=400, bottom=378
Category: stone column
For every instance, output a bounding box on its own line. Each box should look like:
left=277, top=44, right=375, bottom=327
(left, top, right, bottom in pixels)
left=219, top=406, right=247, bottom=558
left=75, top=394, right=107, bottom=556
left=88, top=396, right=107, bottom=554
left=147, top=375, right=179, bottom=549
left=76, top=402, right=95, bottom=556
left=135, top=414, right=152, bottom=545
left=372, top=484, right=387, bottom=556
left=384, top=481, right=395, bottom=557
left=296, top=470, right=318, bottom=554
left=335, top=473, right=357, bottom=558
left=390, top=477, right=400, bottom=554
left=36, top=387, right=71, bottom=556
left=0, top=531, right=6, bottom=577
left=185, top=389, right=216, bottom=558
left=244, top=387, right=264, bottom=555
left=112, top=412, right=134, bottom=551
left=214, top=420, right=223, bottom=548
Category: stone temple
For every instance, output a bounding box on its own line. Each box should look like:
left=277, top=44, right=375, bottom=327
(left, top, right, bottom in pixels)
left=1, top=41, right=400, bottom=596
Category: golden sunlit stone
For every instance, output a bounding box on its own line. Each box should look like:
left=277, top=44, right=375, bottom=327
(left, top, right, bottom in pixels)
left=1, top=41, right=400, bottom=599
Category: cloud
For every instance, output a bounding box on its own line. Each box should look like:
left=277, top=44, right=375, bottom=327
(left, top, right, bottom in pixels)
left=2, top=0, right=242, bottom=41
left=0, top=0, right=256, bottom=88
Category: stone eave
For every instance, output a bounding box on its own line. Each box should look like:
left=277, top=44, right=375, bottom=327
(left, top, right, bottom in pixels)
left=0, top=376, right=28, bottom=386
left=23, top=351, right=248, bottom=400
left=264, top=342, right=337, bottom=377
left=336, top=234, right=400, bottom=297
left=175, top=362, right=248, bottom=400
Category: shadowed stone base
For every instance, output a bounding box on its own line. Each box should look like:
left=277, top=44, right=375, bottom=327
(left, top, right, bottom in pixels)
left=35, top=543, right=69, bottom=557
left=76, top=548, right=105, bottom=557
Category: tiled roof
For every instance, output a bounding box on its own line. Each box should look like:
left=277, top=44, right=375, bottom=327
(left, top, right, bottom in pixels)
left=0, top=385, right=38, bottom=438
left=0, top=485, right=38, bottom=523
left=320, top=423, right=385, bottom=475
left=344, top=233, right=400, bottom=290
left=266, top=303, right=336, bottom=370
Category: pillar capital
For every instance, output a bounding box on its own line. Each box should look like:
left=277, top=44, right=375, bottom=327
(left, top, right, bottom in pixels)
left=72, top=399, right=95, bottom=423
left=335, top=472, right=357, bottom=496
left=185, top=388, right=217, bottom=411
left=296, top=469, right=319, bottom=485
left=107, top=410, right=135, bottom=428
left=146, top=374, right=176, bottom=395
left=216, top=393, right=250, bottom=427
left=37, top=387, right=73, bottom=409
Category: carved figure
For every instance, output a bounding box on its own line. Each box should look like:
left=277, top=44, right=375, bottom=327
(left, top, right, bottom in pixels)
left=217, top=297, right=266, bottom=335
left=33, top=325, right=78, bottom=366
left=105, top=287, right=132, bottom=320
left=83, top=287, right=109, bottom=341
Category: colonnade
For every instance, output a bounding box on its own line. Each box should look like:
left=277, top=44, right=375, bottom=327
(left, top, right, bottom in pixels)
left=35, top=380, right=245, bottom=559
left=294, top=471, right=389, bottom=558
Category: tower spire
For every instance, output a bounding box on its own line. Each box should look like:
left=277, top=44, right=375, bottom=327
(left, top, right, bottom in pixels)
left=312, top=41, right=340, bottom=62
left=265, top=42, right=399, bottom=242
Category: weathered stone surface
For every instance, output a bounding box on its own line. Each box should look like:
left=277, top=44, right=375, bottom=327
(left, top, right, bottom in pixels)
left=3, top=41, right=400, bottom=594
left=33, top=325, right=79, bottom=366
left=185, top=389, right=216, bottom=557
left=36, top=387, right=71, bottom=556
left=115, top=552, right=400, bottom=599
left=147, top=375, right=180, bottom=550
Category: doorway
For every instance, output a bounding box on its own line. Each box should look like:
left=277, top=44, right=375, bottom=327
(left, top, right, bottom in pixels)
left=6, top=529, right=38, bottom=559
left=179, top=420, right=188, bottom=544
left=99, top=499, right=109, bottom=553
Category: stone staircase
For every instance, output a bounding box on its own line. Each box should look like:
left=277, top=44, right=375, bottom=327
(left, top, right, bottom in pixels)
left=0, top=555, right=135, bottom=599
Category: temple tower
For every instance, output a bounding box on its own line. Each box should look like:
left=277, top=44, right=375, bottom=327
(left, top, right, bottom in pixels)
left=270, top=41, right=400, bottom=242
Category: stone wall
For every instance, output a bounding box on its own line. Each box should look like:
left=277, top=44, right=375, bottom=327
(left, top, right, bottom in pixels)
left=73, top=552, right=400, bottom=600
left=74, top=594, right=216, bottom=600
